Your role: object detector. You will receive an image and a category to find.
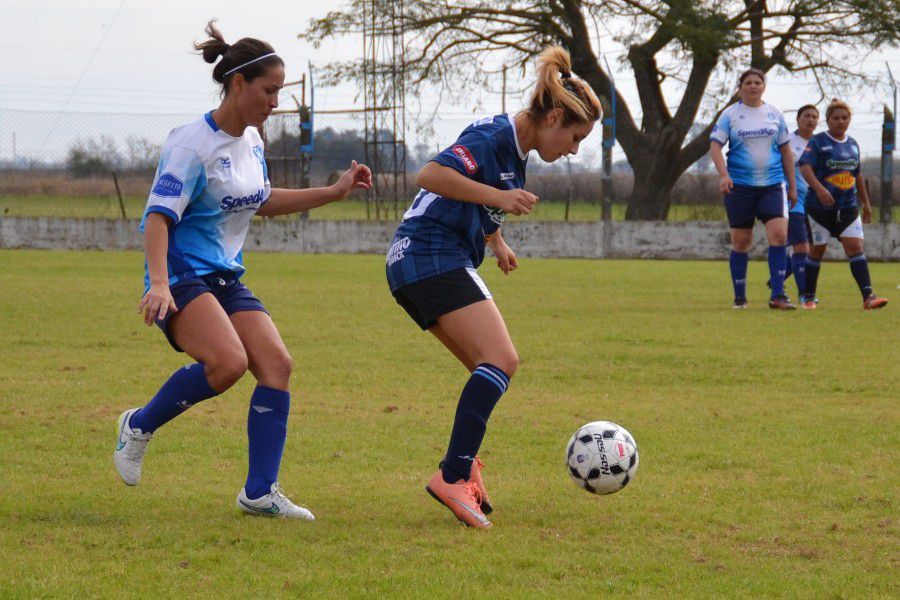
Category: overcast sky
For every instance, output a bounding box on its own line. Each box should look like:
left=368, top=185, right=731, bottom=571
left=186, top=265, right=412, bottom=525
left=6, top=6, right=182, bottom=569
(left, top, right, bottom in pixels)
left=2, top=0, right=898, bottom=162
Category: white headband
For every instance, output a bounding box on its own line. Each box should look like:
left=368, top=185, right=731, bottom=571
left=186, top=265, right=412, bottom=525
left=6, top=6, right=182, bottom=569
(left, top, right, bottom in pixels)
left=223, top=52, right=279, bottom=77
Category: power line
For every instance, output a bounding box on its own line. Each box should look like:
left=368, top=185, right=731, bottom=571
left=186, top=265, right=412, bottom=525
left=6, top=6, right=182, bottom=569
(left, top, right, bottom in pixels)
left=36, top=0, right=128, bottom=154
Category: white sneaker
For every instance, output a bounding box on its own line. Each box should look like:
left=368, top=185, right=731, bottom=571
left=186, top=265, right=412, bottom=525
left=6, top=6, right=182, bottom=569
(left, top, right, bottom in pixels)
left=113, top=408, right=152, bottom=486
left=236, top=483, right=315, bottom=520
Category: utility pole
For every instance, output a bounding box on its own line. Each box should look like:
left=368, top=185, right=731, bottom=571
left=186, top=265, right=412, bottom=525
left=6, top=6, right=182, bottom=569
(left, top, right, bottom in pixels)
left=601, top=56, right=616, bottom=222
left=882, top=63, right=896, bottom=224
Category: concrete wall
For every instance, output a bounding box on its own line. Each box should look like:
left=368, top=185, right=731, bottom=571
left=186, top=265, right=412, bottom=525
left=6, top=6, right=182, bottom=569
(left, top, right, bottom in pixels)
left=1, top=216, right=898, bottom=261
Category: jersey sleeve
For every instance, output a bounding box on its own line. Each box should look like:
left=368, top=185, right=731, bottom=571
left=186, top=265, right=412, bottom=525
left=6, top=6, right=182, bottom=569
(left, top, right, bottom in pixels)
left=431, top=129, right=501, bottom=182
left=249, top=130, right=271, bottom=204
left=798, top=136, right=819, bottom=168
left=144, top=145, right=207, bottom=224
left=851, top=140, right=861, bottom=175
left=709, top=109, right=731, bottom=145
left=775, top=113, right=791, bottom=147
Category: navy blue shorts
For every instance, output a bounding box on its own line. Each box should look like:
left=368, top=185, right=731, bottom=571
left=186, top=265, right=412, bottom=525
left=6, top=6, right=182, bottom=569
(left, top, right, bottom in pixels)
left=155, top=271, right=268, bottom=352
left=724, top=183, right=788, bottom=229
left=392, top=267, right=492, bottom=331
left=787, top=211, right=811, bottom=246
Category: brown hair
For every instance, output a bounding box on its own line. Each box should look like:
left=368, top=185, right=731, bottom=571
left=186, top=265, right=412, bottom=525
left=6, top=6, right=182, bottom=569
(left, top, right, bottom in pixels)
left=527, top=46, right=602, bottom=125
left=825, top=98, right=852, bottom=120
left=193, top=20, right=284, bottom=94
left=738, top=68, right=766, bottom=86
left=796, top=104, right=819, bottom=120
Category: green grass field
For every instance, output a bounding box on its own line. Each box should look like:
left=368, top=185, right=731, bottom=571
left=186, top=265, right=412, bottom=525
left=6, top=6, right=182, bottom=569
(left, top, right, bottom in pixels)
left=1, top=250, right=897, bottom=597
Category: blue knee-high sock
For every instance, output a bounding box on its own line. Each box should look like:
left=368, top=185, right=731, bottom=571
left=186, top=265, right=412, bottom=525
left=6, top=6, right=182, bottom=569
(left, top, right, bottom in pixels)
left=442, top=364, right=510, bottom=484
left=129, top=363, right=218, bottom=433
left=804, top=257, right=821, bottom=298
left=729, top=250, right=749, bottom=301
left=784, top=252, right=794, bottom=281
left=768, top=245, right=788, bottom=298
left=791, top=252, right=807, bottom=299
left=848, top=253, right=873, bottom=299
left=245, top=386, right=291, bottom=500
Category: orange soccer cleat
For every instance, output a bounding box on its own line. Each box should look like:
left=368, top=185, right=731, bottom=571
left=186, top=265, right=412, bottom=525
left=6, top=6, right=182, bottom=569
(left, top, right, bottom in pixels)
left=425, top=470, right=492, bottom=529
left=863, top=295, right=888, bottom=310
left=469, top=456, right=493, bottom=515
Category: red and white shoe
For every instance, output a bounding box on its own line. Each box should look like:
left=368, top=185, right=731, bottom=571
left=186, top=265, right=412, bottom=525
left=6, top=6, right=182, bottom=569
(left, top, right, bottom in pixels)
left=863, top=294, right=888, bottom=310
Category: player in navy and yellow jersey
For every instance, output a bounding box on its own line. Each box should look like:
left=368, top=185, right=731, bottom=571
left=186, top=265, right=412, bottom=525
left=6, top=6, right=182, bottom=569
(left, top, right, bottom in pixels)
left=799, top=99, right=887, bottom=310
left=386, top=47, right=602, bottom=528
left=113, top=21, right=371, bottom=518
left=709, top=68, right=798, bottom=310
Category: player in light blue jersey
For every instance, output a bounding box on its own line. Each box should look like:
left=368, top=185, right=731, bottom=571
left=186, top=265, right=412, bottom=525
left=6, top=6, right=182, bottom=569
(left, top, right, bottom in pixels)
left=710, top=68, right=798, bottom=310
left=779, top=104, right=819, bottom=304
left=387, top=47, right=602, bottom=528
left=113, top=21, right=372, bottom=518
left=799, top=99, right=887, bottom=310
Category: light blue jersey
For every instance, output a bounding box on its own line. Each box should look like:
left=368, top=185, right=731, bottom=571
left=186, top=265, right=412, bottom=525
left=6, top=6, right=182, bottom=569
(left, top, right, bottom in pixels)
left=140, top=112, right=271, bottom=290
left=788, top=131, right=811, bottom=214
left=710, top=101, right=791, bottom=187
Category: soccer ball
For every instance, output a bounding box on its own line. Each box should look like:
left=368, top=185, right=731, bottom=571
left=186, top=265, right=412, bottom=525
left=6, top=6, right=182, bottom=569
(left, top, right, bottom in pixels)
left=566, top=421, right=639, bottom=495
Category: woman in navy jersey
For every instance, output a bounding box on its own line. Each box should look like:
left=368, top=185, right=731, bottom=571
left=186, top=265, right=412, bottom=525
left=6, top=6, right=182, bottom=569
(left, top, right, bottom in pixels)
left=709, top=68, right=798, bottom=310
left=113, top=21, right=371, bottom=519
left=799, top=99, right=887, bottom=310
left=386, top=47, right=602, bottom=528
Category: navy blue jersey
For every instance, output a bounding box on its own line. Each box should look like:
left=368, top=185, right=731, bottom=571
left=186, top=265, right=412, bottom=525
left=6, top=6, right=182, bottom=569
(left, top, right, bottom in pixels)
left=799, top=132, right=861, bottom=210
left=386, top=114, right=527, bottom=291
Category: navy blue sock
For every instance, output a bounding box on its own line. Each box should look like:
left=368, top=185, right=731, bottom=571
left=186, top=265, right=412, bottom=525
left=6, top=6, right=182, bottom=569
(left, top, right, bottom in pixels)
left=791, top=252, right=807, bottom=299
left=767, top=245, right=787, bottom=298
left=245, top=386, right=291, bottom=500
left=848, top=253, right=873, bottom=299
left=805, top=257, right=821, bottom=298
left=729, top=250, right=749, bottom=301
left=784, top=252, right=794, bottom=281
left=129, top=363, right=218, bottom=433
left=442, top=364, right=510, bottom=484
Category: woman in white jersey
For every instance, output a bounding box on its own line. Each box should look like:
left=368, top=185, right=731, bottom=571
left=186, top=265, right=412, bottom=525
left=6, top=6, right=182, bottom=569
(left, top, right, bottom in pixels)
left=710, top=68, right=797, bottom=310
left=113, top=21, right=371, bottom=519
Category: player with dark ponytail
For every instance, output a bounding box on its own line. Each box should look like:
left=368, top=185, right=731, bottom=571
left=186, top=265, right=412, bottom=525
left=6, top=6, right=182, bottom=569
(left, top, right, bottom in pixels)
left=386, top=46, right=602, bottom=528
left=113, top=21, right=371, bottom=519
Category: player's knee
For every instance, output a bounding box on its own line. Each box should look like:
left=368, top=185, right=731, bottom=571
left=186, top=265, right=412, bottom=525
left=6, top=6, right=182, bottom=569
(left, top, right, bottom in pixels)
left=209, top=349, right=248, bottom=390
left=492, top=351, right=519, bottom=379
left=271, top=350, right=294, bottom=382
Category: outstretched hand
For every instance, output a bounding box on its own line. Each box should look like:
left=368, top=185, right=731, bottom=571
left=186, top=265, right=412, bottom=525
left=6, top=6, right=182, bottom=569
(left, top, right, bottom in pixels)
left=332, top=160, right=373, bottom=200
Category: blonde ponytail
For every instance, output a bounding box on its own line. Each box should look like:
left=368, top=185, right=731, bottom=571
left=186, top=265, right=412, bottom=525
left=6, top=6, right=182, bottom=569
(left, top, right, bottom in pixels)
left=528, top=46, right=602, bottom=125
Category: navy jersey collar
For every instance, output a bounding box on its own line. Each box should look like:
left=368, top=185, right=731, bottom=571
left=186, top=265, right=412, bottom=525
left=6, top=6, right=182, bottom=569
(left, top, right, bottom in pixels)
left=506, top=113, right=527, bottom=161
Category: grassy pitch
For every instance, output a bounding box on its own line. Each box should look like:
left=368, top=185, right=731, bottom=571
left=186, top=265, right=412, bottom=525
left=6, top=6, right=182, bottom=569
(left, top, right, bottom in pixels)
left=0, top=249, right=897, bottom=598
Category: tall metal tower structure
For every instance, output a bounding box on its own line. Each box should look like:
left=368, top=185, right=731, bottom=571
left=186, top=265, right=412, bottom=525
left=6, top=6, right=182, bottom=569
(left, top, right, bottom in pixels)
left=362, top=0, right=407, bottom=220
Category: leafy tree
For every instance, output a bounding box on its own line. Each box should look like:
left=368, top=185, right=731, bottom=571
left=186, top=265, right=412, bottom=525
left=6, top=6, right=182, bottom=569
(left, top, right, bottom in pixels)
left=303, top=1, right=899, bottom=219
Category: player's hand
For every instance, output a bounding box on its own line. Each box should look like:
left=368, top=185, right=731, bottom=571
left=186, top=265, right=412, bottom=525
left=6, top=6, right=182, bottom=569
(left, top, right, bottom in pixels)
left=815, top=186, right=835, bottom=207
left=138, top=283, right=177, bottom=326
left=491, top=241, right=518, bottom=275
left=862, top=203, right=872, bottom=223
left=719, top=175, right=734, bottom=194
left=332, top=160, right=373, bottom=200
left=495, top=189, right=538, bottom=216
left=788, top=187, right=798, bottom=209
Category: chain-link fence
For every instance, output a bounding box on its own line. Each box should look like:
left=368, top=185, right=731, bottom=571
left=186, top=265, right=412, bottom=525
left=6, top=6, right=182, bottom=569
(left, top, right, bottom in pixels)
left=0, top=107, right=896, bottom=221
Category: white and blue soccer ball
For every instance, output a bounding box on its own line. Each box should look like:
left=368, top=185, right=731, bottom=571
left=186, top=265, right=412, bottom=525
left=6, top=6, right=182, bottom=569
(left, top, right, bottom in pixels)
left=566, top=421, right=639, bottom=495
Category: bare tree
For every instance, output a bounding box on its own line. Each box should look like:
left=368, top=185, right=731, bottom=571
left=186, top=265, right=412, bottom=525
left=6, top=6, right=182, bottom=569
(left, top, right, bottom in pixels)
left=303, top=1, right=899, bottom=219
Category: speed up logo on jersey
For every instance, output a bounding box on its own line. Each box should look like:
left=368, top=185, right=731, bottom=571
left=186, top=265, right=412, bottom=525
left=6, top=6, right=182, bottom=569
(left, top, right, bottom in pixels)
left=451, top=145, right=478, bottom=175
left=152, top=172, right=184, bottom=198
left=824, top=158, right=859, bottom=190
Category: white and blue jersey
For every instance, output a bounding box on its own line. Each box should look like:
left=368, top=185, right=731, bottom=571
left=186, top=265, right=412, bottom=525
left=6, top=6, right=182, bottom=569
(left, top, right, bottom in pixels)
left=140, top=112, right=270, bottom=290
left=386, top=114, right=527, bottom=291
left=788, top=131, right=811, bottom=214
left=710, top=101, right=791, bottom=187
left=799, top=132, right=861, bottom=211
